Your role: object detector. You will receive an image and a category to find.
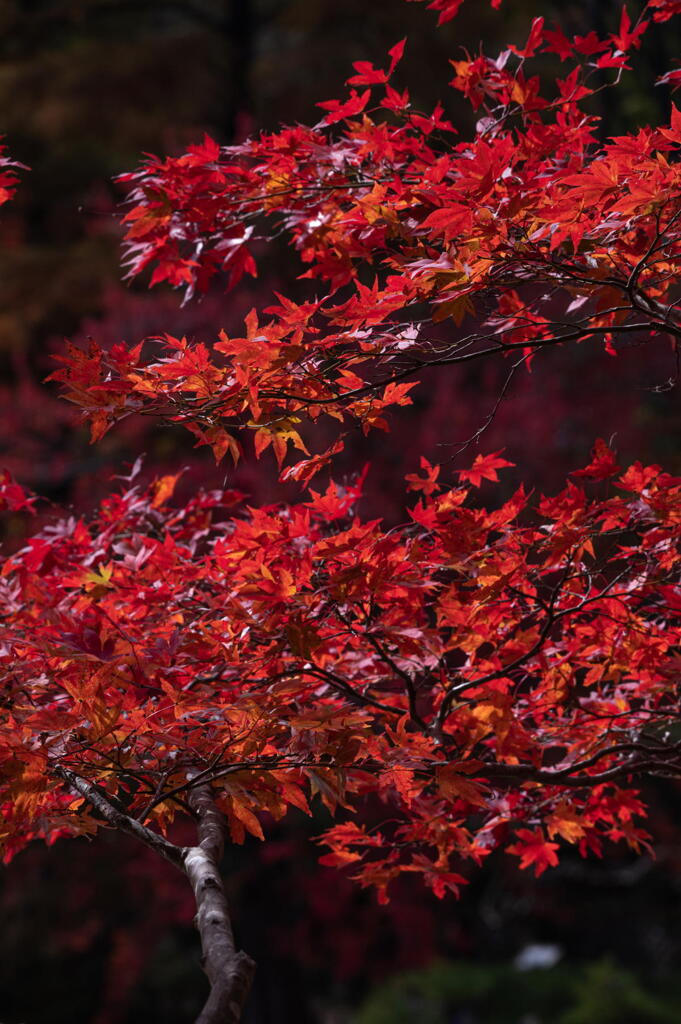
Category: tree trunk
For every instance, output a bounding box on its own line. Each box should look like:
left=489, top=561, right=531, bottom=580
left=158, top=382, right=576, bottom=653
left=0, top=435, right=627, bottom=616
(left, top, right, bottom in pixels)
left=56, top=766, right=255, bottom=1021
left=185, top=781, right=256, bottom=1024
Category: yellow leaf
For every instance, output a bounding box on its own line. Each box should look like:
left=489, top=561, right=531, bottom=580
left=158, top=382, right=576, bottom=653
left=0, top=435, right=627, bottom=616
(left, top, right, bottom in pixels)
left=83, top=562, right=114, bottom=591
left=547, top=801, right=586, bottom=844
left=151, top=473, right=182, bottom=508
left=230, top=800, right=264, bottom=840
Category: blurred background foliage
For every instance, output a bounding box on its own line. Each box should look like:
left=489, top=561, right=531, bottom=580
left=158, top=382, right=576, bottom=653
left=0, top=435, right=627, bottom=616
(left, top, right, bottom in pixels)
left=356, top=959, right=681, bottom=1024
left=2, top=1, right=681, bottom=1021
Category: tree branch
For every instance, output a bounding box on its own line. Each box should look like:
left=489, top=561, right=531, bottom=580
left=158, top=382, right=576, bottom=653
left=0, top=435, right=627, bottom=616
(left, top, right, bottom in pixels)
left=54, top=765, right=184, bottom=869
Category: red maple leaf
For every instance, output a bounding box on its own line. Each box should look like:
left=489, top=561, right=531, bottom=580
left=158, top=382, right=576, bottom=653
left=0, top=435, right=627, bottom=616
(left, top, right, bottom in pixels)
left=507, top=829, right=560, bottom=877
left=458, top=451, right=514, bottom=488
left=570, top=439, right=620, bottom=480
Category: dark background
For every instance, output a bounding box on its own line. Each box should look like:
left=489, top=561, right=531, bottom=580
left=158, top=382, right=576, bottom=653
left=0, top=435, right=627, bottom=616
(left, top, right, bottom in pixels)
left=2, top=1, right=681, bottom=1021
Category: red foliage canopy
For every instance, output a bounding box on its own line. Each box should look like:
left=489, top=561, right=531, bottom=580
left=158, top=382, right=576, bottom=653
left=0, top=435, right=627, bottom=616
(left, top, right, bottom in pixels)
left=2, top=449, right=680, bottom=895
left=49, top=5, right=681, bottom=485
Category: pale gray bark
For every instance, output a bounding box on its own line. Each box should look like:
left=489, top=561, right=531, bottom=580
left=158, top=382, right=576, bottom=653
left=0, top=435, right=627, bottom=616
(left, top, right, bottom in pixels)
left=185, top=780, right=255, bottom=1024
left=56, top=766, right=255, bottom=1023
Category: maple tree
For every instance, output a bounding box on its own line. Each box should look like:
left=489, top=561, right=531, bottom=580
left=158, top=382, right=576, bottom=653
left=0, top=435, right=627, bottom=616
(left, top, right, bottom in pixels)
left=4, top=1, right=681, bottom=1021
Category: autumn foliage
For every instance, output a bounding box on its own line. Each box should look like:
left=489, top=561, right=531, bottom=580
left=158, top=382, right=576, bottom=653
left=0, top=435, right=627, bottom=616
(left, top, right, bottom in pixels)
left=3, top=0, right=681, bottom=1019
left=3, top=440, right=681, bottom=890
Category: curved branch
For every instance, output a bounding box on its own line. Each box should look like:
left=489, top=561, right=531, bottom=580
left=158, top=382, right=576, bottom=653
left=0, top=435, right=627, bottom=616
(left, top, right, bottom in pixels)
left=54, top=765, right=184, bottom=869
